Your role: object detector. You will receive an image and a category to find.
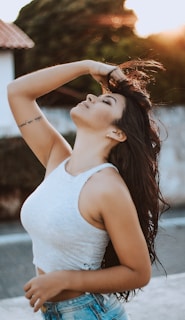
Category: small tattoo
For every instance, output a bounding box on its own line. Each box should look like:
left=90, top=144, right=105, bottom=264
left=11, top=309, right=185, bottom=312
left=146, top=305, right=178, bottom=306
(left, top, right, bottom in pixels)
left=18, top=116, right=42, bottom=128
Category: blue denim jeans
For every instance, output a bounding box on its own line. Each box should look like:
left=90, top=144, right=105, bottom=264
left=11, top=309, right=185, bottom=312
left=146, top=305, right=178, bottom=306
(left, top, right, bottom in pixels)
left=40, top=293, right=129, bottom=320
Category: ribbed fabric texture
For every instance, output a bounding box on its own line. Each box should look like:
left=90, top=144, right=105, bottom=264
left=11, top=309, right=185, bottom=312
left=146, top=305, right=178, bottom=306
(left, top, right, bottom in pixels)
left=21, top=158, right=117, bottom=273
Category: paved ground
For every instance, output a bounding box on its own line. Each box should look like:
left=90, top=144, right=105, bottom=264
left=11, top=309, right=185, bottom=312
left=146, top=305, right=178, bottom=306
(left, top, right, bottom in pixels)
left=0, top=207, right=185, bottom=320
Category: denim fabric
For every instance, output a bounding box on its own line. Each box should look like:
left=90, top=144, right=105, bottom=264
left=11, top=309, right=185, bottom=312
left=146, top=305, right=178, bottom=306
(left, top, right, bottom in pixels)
left=41, top=293, right=129, bottom=320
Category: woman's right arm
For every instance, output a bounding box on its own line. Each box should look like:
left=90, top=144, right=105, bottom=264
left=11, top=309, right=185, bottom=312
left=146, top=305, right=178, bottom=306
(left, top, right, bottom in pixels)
left=7, top=60, right=117, bottom=170
left=7, top=61, right=90, bottom=169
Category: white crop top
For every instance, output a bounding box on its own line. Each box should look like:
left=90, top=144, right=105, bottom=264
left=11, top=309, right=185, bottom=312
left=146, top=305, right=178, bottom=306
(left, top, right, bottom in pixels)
left=21, top=158, right=117, bottom=273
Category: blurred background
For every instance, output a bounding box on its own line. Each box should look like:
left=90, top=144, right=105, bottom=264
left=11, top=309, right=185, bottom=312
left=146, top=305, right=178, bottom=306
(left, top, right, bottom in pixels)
left=0, top=0, right=185, bottom=299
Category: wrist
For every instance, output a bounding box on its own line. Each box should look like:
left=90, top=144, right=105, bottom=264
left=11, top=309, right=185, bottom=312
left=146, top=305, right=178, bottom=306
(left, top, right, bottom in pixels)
left=56, top=270, right=71, bottom=291
left=56, top=270, right=83, bottom=292
left=81, top=60, right=94, bottom=75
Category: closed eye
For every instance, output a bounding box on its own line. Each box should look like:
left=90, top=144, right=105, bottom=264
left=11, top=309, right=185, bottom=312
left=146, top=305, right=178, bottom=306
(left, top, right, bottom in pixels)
left=102, top=99, right=111, bottom=105
left=99, top=94, right=117, bottom=105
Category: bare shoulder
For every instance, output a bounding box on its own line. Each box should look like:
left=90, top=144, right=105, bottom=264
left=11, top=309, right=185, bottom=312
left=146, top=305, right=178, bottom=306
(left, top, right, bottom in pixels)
left=93, top=166, right=132, bottom=202
left=92, top=166, right=138, bottom=223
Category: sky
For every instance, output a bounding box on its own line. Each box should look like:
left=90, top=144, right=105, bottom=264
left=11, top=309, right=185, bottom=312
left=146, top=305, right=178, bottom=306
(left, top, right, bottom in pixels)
left=0, top=0, right=184, bottom=37
left=0, top=0, right=32, bottom=22
left=125, top=0, right=185, bottom=36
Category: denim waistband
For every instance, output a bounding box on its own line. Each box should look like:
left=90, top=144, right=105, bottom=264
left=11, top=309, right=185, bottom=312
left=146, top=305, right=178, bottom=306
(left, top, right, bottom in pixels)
left=41, top=293, right=111, bottom=314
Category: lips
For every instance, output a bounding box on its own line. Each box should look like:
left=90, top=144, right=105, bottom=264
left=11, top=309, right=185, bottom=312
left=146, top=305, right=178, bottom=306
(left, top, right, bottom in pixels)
left=79, top=101, right=89, bottom=108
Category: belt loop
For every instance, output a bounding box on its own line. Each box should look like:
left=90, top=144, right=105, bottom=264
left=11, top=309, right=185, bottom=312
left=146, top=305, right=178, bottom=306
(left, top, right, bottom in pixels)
left=92, top=293, right=108, bottom=312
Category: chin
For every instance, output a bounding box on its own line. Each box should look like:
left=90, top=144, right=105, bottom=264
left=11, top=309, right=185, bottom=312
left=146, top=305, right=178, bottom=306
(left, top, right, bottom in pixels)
left=70, top=107, right=85, bottom=127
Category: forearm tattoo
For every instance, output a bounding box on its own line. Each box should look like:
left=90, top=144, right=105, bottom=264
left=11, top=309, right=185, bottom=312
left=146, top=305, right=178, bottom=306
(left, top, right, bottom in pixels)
left=18, top=116, right=42, bottom=128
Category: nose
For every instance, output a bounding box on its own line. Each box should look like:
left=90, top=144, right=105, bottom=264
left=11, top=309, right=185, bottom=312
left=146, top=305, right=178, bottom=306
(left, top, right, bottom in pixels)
left=86, top=94, right=97, bottom=103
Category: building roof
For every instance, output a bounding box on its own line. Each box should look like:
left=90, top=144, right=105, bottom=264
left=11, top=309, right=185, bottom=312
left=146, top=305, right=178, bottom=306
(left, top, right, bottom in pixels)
left=0, top=19, right=34, bottom=49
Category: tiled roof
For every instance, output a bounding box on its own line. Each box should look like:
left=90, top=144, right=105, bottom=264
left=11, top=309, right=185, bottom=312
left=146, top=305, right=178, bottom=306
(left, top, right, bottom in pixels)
left=0, top=19, right=34, bottom=49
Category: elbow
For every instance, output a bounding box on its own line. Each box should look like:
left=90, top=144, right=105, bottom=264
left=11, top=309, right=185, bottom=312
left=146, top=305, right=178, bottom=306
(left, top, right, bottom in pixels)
left=141, top=270, right=151, bottom=287
left=118, top=263, right=152, bottom=292
left=7, top=80, right=31, bottom=108
left=137, top=264, right=151, bottom=288
left=7, top=80, right=35, bottom=103
left=7, top=77, right=25, bottom=98
left=7, top=80, right=20, bottom=94
left=127, top=263, right=152, bottom=290
left=7, top=81, right=17, bottom=102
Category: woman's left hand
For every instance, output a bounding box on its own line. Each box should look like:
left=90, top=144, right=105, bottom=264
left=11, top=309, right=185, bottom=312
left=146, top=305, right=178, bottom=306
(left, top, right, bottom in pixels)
left=24, top=271, right=63, bottom=312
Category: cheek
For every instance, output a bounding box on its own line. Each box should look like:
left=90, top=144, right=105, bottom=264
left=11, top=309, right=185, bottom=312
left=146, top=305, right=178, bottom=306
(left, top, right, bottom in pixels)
left=94, top=111, right=113, bottom=127
left=91, top=103, right=116, bottom=125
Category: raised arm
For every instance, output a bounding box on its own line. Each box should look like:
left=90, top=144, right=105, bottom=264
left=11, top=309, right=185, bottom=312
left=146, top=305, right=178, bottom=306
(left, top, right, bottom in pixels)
left=7, top=61, right=90, bottom=169
left=7, top=60, right=117, bottom=171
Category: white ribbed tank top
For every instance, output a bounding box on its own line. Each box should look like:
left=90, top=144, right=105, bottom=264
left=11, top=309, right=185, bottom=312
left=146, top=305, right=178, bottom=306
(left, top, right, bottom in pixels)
left=21, top=158, right=117, bottom=273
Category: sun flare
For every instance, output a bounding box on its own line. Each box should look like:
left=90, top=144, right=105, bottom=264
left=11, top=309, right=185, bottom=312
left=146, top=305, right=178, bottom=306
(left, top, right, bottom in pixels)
left=125, top=0, right=185, bottom=37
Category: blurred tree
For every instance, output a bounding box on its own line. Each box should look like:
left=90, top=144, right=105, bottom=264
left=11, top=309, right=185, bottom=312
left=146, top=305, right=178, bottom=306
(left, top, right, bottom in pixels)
left=15, top=0, right=143, bottom=103
left=14, top=0, right=185, bottom=105
left=146, top=33, right=185, bottom=105
left=15, top=0, right=136, bottom=73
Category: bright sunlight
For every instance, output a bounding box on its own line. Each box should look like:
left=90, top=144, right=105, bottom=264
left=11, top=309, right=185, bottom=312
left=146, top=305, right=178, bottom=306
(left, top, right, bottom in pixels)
left=125, top=0, right=185, bottom=37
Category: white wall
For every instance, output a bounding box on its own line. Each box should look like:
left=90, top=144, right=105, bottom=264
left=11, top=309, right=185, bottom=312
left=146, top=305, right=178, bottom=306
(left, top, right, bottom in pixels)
left=0, top=49, right=76, bottom=138
left=0, top=50, right=20, bottom=137
left=42, top=107, right=76, bottom=134
left=156, top=106, right=185, bottom=206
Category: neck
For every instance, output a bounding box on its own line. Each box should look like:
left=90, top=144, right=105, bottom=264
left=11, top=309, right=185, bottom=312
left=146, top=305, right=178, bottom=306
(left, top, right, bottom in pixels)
left=67, top=130, right=113, bottom=174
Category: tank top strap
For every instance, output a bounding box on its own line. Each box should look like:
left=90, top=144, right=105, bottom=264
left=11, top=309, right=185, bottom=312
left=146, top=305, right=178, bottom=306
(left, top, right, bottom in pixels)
left=83, top=162, right=118, bottom=178
left=75, top=162, right=118, bottom=191
left=61, top=157, right=118, bottom=179
left=71, top=161, right=119, bottom=215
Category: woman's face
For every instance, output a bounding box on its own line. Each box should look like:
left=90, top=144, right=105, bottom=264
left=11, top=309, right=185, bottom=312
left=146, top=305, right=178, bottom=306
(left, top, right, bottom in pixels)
left=70, top=93, right=126, bottom=132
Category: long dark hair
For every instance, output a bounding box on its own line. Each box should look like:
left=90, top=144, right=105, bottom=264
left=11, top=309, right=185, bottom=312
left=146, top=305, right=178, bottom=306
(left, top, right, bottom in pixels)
left=101, top=59, right=168, bottom=300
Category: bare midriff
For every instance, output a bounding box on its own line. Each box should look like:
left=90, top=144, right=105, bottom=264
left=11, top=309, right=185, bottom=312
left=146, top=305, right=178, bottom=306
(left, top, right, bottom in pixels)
left=37, top=267, right=84, bottom=302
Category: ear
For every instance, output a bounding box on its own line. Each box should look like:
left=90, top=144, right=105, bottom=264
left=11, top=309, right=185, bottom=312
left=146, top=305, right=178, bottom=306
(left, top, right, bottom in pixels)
left=106, top=128, right=127, bottom=142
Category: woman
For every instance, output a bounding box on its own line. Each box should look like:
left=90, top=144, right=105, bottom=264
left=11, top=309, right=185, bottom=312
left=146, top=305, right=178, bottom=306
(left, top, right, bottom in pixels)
left=7, top=59, right=166, bottom=319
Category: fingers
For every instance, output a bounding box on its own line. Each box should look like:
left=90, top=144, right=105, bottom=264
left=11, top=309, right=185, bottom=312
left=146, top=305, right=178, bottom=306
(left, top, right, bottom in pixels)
left=24, top=286, right=44, bottom=312
left=29, top=296, right=43, bottom=312
left=33, top=300, right=43, bottom=313
left=24, top=281, right=34, bottom=300
left=23, top=280, right=31, bottom=293
left=25, top=288, right=33, bottom=300
left=99, top=67, right=126, bottom=93
left=29, top=294, right=38, bottom=307
left=23, top=272, right=63, bottom=312
left=107, top=67, right=126, bottom=88
left=24, top=279, right=39, bottom=312
left=30, top=295, right=44, bottom=313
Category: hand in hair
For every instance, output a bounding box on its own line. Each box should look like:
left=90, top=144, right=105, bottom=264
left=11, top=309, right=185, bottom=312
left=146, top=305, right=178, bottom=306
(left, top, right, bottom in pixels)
left=88, top=61, right=125, bottom=90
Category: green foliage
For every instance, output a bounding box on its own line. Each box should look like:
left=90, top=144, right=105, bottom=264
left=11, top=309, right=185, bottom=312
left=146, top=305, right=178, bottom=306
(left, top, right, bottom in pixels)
left=15, top=0, right=185, bottom=105
left=0, top=133, right=75, bottom=191
left=16, top=0, right=133, bottom=71
left=144, top=35, right=185, bottom=105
